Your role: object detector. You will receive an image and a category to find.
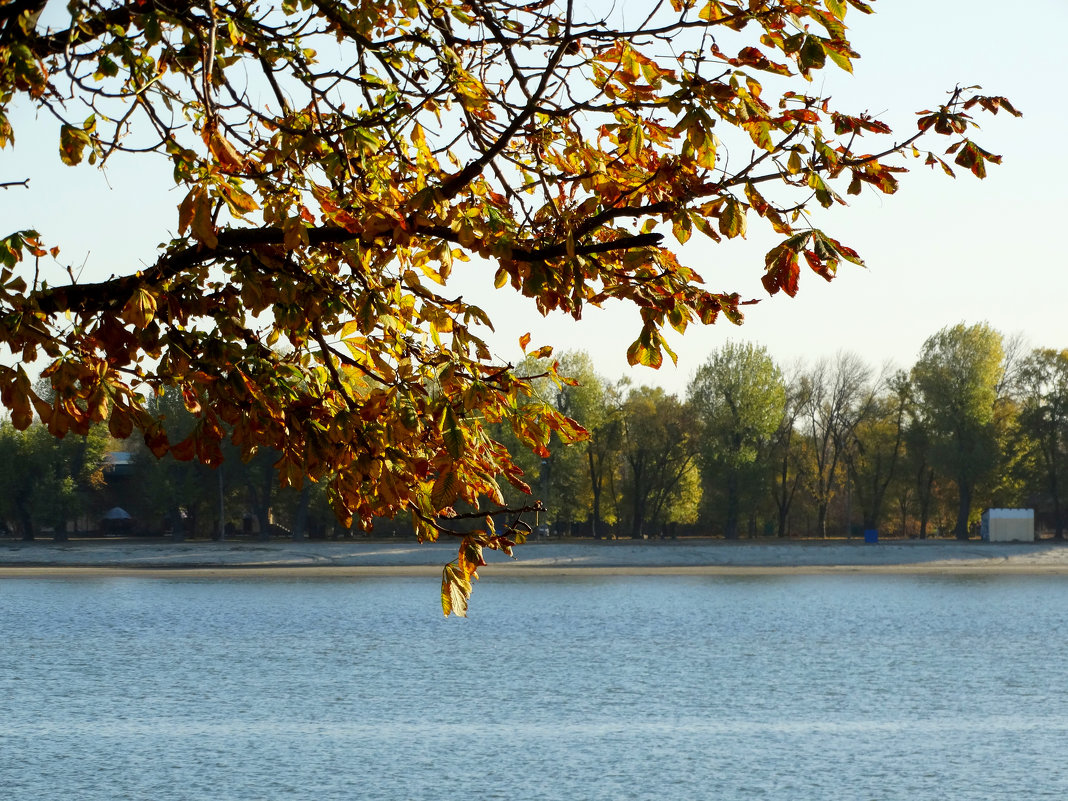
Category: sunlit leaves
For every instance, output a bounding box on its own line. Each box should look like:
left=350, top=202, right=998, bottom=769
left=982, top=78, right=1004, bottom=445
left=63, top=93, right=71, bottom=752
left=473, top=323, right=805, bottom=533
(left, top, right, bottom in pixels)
left=950, top=140, right=1002, bottom=179
left=0, top=0, right=1017, bottom=613
left=441, top=519, right=531, bottom=615
left=762, top=230, right=862, bottom=297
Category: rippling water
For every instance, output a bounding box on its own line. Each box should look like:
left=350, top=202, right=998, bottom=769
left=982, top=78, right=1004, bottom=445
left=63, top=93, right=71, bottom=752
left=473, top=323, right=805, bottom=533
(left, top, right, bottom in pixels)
left=2, top=574, right=1067, bottom=800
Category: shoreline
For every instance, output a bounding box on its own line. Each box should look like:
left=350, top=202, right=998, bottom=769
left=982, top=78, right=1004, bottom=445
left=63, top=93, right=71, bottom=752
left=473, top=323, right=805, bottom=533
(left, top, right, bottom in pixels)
left=3, top=537, right=1068, bottom=578
left=4, top=563, right=1068, bottom=579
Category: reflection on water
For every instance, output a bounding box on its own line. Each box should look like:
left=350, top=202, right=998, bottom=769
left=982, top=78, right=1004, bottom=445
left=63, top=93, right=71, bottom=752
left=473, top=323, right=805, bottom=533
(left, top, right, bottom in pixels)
left=2, top=575, right=1067, bottom=800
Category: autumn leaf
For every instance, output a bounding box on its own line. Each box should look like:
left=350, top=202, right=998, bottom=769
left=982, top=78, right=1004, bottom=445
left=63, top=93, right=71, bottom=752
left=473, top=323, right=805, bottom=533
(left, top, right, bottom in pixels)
left=208, top=131, right=245, bottom=173
left=121, top=287, right=157, bottom=328
left=627, top=328, right=664, bottom=368
left=442, top=406, right=466, bottom=459
left=719, top=198, right=747, bottom=239
left=59, top=124, right=90, bottom=166
left=431, top=468, right=461, bottom=508
left=441, top=562, right=472, bottom=617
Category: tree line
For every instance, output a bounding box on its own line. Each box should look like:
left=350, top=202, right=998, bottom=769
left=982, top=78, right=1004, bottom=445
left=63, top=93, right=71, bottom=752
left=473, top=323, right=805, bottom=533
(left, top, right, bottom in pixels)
left=502, top=322, right=1067, bottom=541
left=2, top=321, right=1065, bottom=542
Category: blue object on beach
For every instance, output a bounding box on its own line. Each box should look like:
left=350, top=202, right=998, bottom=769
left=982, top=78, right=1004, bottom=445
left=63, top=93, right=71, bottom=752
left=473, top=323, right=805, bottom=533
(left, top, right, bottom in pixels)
left=864, top=529, right=878, bottom=544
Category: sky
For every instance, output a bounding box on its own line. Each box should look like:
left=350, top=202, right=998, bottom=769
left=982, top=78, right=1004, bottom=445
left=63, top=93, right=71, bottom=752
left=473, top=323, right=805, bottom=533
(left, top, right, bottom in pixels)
left=3, top=0, right=1065, bottom=395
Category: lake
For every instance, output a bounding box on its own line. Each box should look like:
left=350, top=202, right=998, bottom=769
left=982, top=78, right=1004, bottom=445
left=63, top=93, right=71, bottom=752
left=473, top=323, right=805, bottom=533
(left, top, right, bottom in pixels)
left=2, top=574, right=1067, bottom=800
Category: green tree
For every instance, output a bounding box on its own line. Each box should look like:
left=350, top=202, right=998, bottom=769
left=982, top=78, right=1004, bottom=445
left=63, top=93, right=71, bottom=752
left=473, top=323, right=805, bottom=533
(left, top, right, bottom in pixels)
left=688, top=343, right=785, bottom=539
left=911, top=323, right=1005, bottom=538
left=901, top=396, right=937, bottom=539
left=581, top=382, right=624, bottom=540
left=618, top=387, right=700, bottom=538
left=0, top=419, right=107, bottom=539
left=0, top=1, right=1017, bottom=613
left=1013, top=348, right=1068, bottom=538
left=547, top=352, right=609, bottom=535
left=845, top=372, right=907, bottom=533
left=768, top=366, right=811, bottom=537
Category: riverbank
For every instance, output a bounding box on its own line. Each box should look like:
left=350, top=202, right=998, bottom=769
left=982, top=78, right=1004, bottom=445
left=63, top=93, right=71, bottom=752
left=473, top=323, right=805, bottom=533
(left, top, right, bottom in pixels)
left=2, top=537, right=1068, bottom=577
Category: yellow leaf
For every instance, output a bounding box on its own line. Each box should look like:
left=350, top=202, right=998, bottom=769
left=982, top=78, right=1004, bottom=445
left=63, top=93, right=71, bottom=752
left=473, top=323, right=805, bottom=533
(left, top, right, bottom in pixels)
left=222, top=183, right=260, bottom=216
left=121, top=286, right=158, bottom=328
left=441, top=562, right=471, bottom=617
left=208, top=132, right=245, bottom=173
left=282, top=217, right=308, bottom=251
left=719, top=198, right=747, bottom=239
left=189, top=188, right=218, bottom=248
left=442, top=407, right=466, bottom=458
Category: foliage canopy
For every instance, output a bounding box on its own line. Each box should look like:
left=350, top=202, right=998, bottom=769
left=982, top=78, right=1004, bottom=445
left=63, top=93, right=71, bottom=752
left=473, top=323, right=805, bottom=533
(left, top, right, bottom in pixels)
left=0, top=0, right=1017, bottom=612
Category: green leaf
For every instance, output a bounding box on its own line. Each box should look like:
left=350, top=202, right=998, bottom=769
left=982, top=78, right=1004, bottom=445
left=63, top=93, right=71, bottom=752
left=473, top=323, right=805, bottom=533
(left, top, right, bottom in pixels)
left=798, top=36, right=826, bottom=75
left=59, top=125, right=90, bottom=166
left=442, top=406, right=466, bottom=458
left=672, top=212, right=692, bottom=244
left=719, top=198, right=747, bottom=239
left=627, top=328, right=663, bottom=368
left=431, top=468, right=461, bottom=509
left=825, top=46, right=853, bottom=73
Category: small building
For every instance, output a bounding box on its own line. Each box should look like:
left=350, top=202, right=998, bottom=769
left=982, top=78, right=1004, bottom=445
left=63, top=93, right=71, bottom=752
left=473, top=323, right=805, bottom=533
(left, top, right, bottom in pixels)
left=980, top=509, right=1034, bottom=543
left=102, top=451, right=134, bottom=480
left=99, top=506, right=134, bottom=536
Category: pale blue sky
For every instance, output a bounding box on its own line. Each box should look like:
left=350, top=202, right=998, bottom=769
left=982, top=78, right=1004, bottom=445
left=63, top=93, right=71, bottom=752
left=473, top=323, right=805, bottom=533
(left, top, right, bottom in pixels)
left=3, top=0, right=1064, bottom=393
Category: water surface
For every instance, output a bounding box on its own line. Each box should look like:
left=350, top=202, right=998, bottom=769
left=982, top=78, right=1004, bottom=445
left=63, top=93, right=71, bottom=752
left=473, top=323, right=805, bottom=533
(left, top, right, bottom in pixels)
left=2, top=575, right=1066, bottom=800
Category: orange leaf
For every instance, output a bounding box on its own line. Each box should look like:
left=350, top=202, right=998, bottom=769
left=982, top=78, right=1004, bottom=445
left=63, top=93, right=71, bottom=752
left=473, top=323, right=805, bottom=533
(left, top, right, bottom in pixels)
left=208, top=132, right=245, bottom=173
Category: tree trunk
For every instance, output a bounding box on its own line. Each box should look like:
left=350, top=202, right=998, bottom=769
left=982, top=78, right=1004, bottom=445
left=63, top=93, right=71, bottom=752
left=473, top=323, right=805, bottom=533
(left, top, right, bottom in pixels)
left=1049, top=469, right=1063, bottom=540
left=588, top=451, right=603, bottom=539
left=257, top=464, right=272, bottom=540
left=292, top=484, right=310, bottom=541
left=17, top=501, right=34, bottom=541
left=917, top=467, right=934, bottom=539
left=724, top=474, right=740, bottom=540
left=631, top=492, right=645, bottom=538
left=816, top=502, right=829, bottom=539
left=954, top=480, right=972, bottom=539
left=217, top=467, right=226, bottom=541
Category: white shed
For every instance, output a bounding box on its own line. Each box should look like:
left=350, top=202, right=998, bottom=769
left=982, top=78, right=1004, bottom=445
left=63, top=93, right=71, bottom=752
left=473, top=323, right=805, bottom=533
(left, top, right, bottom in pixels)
left=980, top=509, right=1034, bottom=542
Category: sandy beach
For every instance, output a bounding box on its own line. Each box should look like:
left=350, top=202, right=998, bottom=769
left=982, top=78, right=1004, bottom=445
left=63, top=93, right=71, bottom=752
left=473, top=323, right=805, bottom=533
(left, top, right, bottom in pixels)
left=2, top=537, right=1068, bottom=577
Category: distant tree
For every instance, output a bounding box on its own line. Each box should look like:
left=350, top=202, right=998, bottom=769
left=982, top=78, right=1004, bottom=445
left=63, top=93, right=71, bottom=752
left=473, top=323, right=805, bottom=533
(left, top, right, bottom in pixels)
left=900, top=396, right=938, bottom=539
left=126, top=387, right=223, bottom=539
left=846, top=372, right=907, bottom=533
left=911, top=323, right=1005, bottom=538
left=799, top=353, right=875, bottom=537
left=1013, top=348, right=1068, bottom=538
left=0, top=420, right=107, bottom=539
left=688, top=343, right=785, bottom=539
left=769, top=366, right=811, bottom=537
left=580, top=376, right=624, bottom=540
left=618, top=387, right=700, bottom=539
